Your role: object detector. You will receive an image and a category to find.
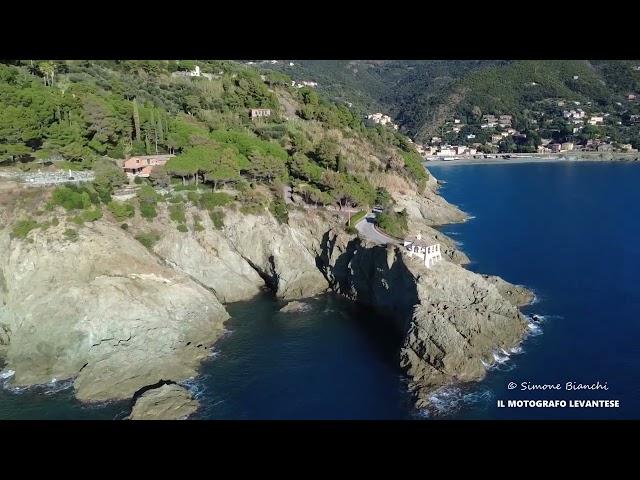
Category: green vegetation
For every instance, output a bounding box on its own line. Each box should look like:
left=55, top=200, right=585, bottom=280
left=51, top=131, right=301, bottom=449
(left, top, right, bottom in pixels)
left=399, top=150, right=428, bottom=191
left=198, top=191, right=233, bottom=210
left=64, top=228, right=79, bottom=241
left=50, top=185, right=92, bottom=210
left=1, top=59, right=447, bottom=230
left=209, top=209, right=225, bottom=229
left=345, top=210, right=366, bottom=234
left=108, top=200, right=134, bottom=221
left=72, top=206, right=102, bottom=224
left=11, top=219, right=40, bottom=239
left=376, top=209, right=408, bottom=238
left=374, top=187, right=394, bottom=209
left=168, top=203, right=186, bottom=223
left=137, top=184, right=160, bottom=219
left=135, top=231, right=161, bottom=250
left=269, top=197, right=289, bottom=225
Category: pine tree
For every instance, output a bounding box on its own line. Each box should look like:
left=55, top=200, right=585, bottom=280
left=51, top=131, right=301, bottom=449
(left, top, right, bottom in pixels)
left=132, top=98, right=141, bottom=141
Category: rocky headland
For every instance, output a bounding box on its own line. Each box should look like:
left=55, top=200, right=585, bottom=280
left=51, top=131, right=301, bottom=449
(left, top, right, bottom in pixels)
left=0, top=171, right=533, bottom=418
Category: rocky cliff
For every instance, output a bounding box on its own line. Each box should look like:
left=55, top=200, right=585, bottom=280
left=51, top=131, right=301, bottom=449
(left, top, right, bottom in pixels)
left=152, top=208, right=333, bottom=303
left=0, top=171, right=531, bottom=415
left=318, top=228, right=533, bottom=407
left=0, top=221, right=228, bottom=403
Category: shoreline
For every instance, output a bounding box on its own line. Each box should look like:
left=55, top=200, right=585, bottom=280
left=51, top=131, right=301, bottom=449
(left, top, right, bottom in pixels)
left=423, top=153, right=640, bottom=167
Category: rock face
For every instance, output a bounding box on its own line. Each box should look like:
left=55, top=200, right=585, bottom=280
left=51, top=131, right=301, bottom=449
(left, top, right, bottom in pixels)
left=128, top=383, right=199, bottom=420
left=319, top=230, right=531, bottom=408
left=0, top=221, right=228, bottom=402
left=279, top=300, right=312, bottom=313
left=153, top=208, right=332, bottom=302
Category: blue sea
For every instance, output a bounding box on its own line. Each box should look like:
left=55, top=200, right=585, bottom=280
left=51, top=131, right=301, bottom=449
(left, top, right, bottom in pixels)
left=1, top=160, right=638, bottom=419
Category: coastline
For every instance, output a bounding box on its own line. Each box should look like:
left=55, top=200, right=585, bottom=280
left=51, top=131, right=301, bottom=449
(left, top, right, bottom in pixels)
left=423, top=152, right=640, bottom=167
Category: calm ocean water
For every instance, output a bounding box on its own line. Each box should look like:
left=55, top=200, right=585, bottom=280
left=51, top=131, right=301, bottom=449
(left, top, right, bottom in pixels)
left=1, top=161, right=638, bottom=419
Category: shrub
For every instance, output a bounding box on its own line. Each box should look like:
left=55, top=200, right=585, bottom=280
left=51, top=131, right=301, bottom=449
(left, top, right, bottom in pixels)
left=348, top=210, right=366, bottom=226
left=139, top=201, right=157, bottom=219
left=345, top=225, right=358, bottom=235
left=137, top=184, right=161, bottom=203
left=209, top=209, right=225, bottom=229
left=11, top=219, right=39, bottom=239
left=93, top=158, right=127, bottom=203
left=135, top=231, right=161, bottom=250
left=81, top=207, right=103, bottom=223
left=177, top=223, right=188, bottom=232
left=198, top=191, right=233, bottom=210
left=269, top=198, right=289, bottom=224
left=169, top=203, right=186, bottom=223
left=134, top=176, right=144, bottom=185
left=121, top=223, right=129, bottom=230
left=376, top=209, right=409, bottom=238
left=50, top=186, right=92, bottom=210
left=108, top=200, right=135, bottom=221
left=64, top=228, right=79, bottom=242
left=187, top=191, right=200, bottom=204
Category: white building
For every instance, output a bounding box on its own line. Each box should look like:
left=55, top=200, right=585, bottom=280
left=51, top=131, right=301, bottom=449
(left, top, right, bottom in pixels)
left=588, top=116, right=604, bottom=125
left=404, top=233, right=442, bottom=269
left=437, top=147, right=456, bottom=156
left=172, top=64, right=213, bottom=80
left=291, top=80, right=319, bottom=89
left=366, top=112, right=399, bottom=130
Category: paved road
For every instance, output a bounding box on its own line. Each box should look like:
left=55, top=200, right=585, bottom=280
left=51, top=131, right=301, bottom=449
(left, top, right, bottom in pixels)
left=355, top=213, right=398, bottom=245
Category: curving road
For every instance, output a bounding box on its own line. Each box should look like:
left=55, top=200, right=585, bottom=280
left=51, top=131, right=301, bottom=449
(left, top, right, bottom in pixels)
left=355, top=213, right=398, bottom=245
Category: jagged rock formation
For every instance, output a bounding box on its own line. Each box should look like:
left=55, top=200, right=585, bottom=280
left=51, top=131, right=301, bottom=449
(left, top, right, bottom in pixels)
left=153, top=208, right=333, bottom=302
left=0, top=221, right=228, bottom=402
left=318, top=229, right=533, bottom=407
left=128, top=383, right=199, bottom=420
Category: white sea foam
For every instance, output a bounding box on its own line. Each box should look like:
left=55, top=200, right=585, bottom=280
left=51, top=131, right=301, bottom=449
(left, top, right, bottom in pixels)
left=0, top=369, right=15, bottom=381
left=493, top=350, right=510, bottom=364
left=527, top=321, right=543, bottom=336
left=43, top=378, right=74, bottom=395
left=420, top=386, right=494, bottom=417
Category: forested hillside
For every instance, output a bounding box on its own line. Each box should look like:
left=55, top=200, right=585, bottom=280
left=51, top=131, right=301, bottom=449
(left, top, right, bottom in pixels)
left=0, top=60, right=429, bottom=237
left=258, top=60, right=640, bottom=146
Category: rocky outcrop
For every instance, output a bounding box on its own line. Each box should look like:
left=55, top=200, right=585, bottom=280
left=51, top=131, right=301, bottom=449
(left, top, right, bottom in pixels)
left=128, top=383, right=199, bottom=420
left=153, top=208, right=332, bottom=302
left=319, top=229, right=531, bottom=408
left=0, top=221, right=228, bottom=402
left=393, top=171, right=468, bottom=227
left=279, top=300, right=313, bottom=313
left=481, top=274, right=534, bottom=307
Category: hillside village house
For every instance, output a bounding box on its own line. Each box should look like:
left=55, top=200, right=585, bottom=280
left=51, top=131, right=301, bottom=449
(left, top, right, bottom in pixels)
left=123, top=154, right=174, bottom=178
left=404, top=232, right=442, bottom=269
left=498, top=115, right=513, bottom=127
left=366, top=112, right=399, bottom=130
left=588, top=116, right=604, bottom=125
left=250, top=108, right=271, bottom=119
left=171, top=65, right=214, bottom=80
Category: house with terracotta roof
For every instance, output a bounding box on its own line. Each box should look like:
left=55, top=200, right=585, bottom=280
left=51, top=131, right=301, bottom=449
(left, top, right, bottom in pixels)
left=123, top=154, right=174, bottom=178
